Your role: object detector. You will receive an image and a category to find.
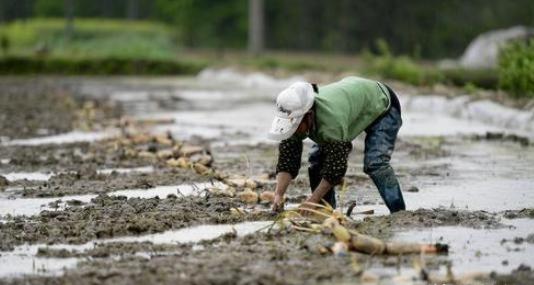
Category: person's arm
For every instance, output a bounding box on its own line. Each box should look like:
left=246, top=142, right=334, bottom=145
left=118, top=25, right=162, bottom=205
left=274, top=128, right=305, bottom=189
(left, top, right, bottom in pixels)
left=272, top=172, right=292, bottom=212
left=272, top=138, right=303, bottom=212
left=305, top=178, right=333, bottom=203
left=301, top=142, right=352, bottom=209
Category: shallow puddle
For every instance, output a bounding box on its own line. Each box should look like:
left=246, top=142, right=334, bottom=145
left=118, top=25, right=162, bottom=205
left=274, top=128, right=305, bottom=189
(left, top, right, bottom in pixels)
left=393, top=218, right=534, bottom=274
left=1, top=172, right=54, bottom=182
left=402, top=141, right=534, bottom=212
left=1, top=167, right=155, bottom=183
left=0, top=182, right=225, bottom=217
left=0, top=220, right=271, bottom=277
left=96, top=166, right=155, bottom=175
left=2, top=131, right=115, bottom=146
left=399, top=112, right=503, bottom=137
left=107, top=220, right=271, bottom=244
left=0, top=255, right=79, bottom=277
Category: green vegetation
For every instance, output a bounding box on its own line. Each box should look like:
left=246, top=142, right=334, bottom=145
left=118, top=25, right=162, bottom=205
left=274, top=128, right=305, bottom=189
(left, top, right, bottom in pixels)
left=357, top=39, right=498, bottom=89
left=0, top=56, right=205, bottom=75
left=3, top=0, right=534, bottom=58
left=440, top=68, right=498, bottom=90
left=0, top=18, right=206, bottom=75
left=0, top=18, right=177, bottom=60
left=362, top=40, right=440, bottom=86
left=498, top=39, right=534, bottom=98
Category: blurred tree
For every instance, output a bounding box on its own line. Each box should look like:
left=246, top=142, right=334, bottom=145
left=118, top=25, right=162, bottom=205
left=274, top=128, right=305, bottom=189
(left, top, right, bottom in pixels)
left=248, top=0, right=264, bottom=54
left=153, top=0, right=246, bottom=49
left=0, top=0, right=5, bottom=23
left=34, top=0, right=63, bottom=17
left=127, top=0, right=139, bottom=19
left=0, top=34, right=10, bottom=55
left=64, top=0, right=74, bottom=39
left=6, top=0, right=534, bottom=58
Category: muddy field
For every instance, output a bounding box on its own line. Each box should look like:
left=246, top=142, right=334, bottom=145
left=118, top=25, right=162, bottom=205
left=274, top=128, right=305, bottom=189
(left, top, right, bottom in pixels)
left=0, top=73, right=533, bottom=284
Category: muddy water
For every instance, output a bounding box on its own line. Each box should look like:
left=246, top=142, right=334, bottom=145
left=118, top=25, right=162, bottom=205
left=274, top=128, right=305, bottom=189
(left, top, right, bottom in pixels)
left=101, top=70, right=533, bottom=277
left=126, top=70, right=533, bottom=213
left=0, top=71, right=533, bottom=283
left=0, top=221, right=270, bottom=277
left=0, top=182, right=223, bottom=217
left=394, top=218, right=534, bottom=274
left=2, top=131, right=116, bottom=146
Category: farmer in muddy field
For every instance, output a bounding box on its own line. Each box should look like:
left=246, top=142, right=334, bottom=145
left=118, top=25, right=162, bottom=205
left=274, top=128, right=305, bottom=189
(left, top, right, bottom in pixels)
left=268, top=77, right=406, bottom=214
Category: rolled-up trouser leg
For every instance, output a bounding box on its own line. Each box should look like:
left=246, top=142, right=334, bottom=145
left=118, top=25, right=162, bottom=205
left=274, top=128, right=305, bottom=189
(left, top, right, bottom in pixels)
left=364, top=88, right=405, bottom=213
left=308, top=143, right=336, bottom=208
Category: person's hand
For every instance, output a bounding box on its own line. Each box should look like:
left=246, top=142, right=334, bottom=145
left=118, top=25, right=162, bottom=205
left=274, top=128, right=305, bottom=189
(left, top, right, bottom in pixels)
left=298, top=197, right=317, bottom=216
left=271, top=194, right=285, bottom=213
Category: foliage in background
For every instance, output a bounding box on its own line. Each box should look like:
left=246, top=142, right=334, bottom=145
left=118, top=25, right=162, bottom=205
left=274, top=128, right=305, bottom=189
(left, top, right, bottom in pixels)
left=440, top=68, right=498, bottom=90
left=153, top=0, right=247, bottom=48
left=362, top=39, right=441, bottom=86
left=0, top=18, right=177, bottom=60
left=263, top=0, right=534, bottom=58
left=1, top=0, right=534, bottom=59
left=0, top=56, right=205, bottom=75
left=498, top=39, right=534, bottom=98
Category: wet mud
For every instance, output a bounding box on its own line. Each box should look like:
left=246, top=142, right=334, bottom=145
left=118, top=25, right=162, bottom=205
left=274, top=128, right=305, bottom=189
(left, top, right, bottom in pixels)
left=354, top=208, right=503, bottom=239
left=0, top=209, right=512, bottom=285
left=0, top=76, right=532, bottom=284
left=0, top=80, right=119, bottom=141
left=12, top=168, right=209, bottom=198
left=0, top=193, right=276, bottom=250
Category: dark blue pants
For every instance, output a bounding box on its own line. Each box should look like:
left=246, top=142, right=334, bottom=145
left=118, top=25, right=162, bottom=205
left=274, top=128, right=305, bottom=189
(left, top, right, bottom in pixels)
left=308, top=86, right=406, bottom=213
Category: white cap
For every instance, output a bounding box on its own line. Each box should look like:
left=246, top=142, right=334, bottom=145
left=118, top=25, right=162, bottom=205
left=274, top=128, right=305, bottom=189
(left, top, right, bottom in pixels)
left=267, top=81, right=315, bottom=141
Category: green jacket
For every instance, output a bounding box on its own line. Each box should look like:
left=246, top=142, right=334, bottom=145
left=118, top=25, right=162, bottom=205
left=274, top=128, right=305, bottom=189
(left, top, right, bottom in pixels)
left=309, top=76, right=391, bottom=143
left=276, top=77, right=392, bottom=184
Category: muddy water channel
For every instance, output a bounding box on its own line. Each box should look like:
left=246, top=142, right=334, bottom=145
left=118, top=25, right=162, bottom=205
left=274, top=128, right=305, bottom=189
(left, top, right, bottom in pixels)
left=0, top=71, right=533, bottom=284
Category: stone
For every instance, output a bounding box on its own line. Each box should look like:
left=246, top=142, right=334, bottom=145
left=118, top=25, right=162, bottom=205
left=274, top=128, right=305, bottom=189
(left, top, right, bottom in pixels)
left=460, top=26, right=534, bottom=69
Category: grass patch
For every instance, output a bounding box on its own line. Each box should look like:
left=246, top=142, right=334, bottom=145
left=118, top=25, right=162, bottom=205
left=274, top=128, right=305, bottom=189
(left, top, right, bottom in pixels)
left=0, top=18, right=208, bottom=75
left=361, top=40, right=442, bottom=86
left=0, top=56, right=205, bottom=75
left=0, top=18, right=177, bottom=60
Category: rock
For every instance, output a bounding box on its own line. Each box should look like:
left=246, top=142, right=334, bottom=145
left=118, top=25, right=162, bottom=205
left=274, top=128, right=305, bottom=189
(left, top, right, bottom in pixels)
left=0, top=175, right=8, bottom=187
left=230, top=207, right=245, bottom=217
left=259, top=191, right=275, bottom=203
left=167, top=158, right=189, bottom=168
left=516, top=264, right=531, bottom=272
left=190, top=154, right=213, bottom=166
left=224, top=177, right=258, bottom=189
left=526, top=233, right=534, bottom=244
left=331, top=241, right=348, bottom=257
left=193, top=163, right=210, bottom=175
left=154, top=134, right=173, bottom=146
left=460, top=26, right=534, bottom=69
left=166, top=158, right=178, bottom=167
left=225, top=178, right=246, bottom=187
left=179, top=145, right=204, bottom=157
left=138, top=151, right=156, bottom=160
left=208, top=186, right=236, bottom=197
left=156, top=149, right=174, bottom=159
left=237, top=189, right=258, bottom=204
left=147, top=142, right=159, bottom=153
left=407, top=186, right=419, bottom=192
left=244, top=179, right=257, bottom=189
left=360, top=271, right=379, bottom=284
left=130, top=133, right=152, bottom=144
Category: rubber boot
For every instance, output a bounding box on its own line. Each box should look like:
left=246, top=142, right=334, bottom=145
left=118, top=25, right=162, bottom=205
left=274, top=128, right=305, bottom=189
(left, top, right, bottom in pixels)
left=308, top=167, right=336, bottom=208
left=369, top=167, right=405, bottom=213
